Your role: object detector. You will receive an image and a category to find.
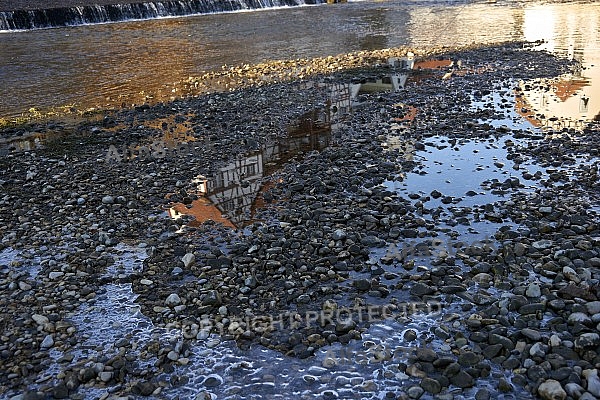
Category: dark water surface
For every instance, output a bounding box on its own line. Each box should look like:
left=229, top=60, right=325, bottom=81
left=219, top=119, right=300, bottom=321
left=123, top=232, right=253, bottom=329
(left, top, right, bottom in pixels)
left=0, top=0, right=599, bottom=120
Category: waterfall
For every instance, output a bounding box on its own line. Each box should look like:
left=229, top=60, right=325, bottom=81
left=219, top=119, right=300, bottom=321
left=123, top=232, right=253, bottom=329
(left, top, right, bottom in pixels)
left=0, top=0, right=326, bottom=31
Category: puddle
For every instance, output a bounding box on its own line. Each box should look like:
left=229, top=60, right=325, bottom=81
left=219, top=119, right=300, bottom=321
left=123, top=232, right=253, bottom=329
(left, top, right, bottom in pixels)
left=383, top=135, right=543, bottom=243
left=158, top=312, right=532, bottom=400
left=526, top=40, right=600, bottom=130
left=0, top=246, right=41, bottom=277
left=167, top=109, right=332, bottom=229
left=165, top=64, right=458, bottom=230
left=103, top=242, right=148, bottom=278
left=158, top=312, right=447, bottom=400
left=0, top=129, right=76, bottom=155
left=1, top=240, right=532, bottom=400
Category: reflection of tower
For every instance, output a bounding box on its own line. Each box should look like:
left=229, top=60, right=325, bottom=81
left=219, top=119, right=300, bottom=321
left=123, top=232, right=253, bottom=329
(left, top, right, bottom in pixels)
left=168, top=107, right=333, bottom=228
left=207, top=153, right=264, bottom=225
left=328, top=82, right=352, bottom=121
left=540, top=92, right=548, bottom=108
left=580, top=95, right=590, bottom=113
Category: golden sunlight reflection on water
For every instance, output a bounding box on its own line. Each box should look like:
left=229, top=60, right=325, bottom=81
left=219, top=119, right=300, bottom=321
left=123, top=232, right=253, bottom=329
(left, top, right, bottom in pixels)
left=0, top=1, right=599, bottom=120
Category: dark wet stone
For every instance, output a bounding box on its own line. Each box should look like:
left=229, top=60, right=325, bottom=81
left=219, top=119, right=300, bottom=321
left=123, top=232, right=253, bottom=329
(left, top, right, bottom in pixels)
left=470, top=332, right=488, bottom=343
left=420, top=377, right=442, bottom=394
left=440, top=285, right=466, bottom=294
left=433, top=357, right=455, bottom=369
left=512, top=374, right=528, bottom=387
left=458, top=351, right=481, bottom=367
left=482, top=344, right=503, bottom=359
left=80, top=368, right=96, bottom=383
left=402, top=228, right=419, bottom=238
left=518, top=303, right=545, bottom=315
left=521, top=328, right=542, bottom=341
left=203, top=375, right=223, bottom=387
left=450, top=370, right=474, bottom=388
left=475, top=388, right=491, bottom=400
left=489, top=333, right=515, bottom=351
left=430, top=190, right=442, bottom=199
left=361, top=235, right=385, bottom=247
left=416, top=348, right=438, bottom=363
left=354, top=279, right=371, bottom=292
left=443, top=362, right=461, bottom=378
left=551, top=346, right=580, bottom=361
left=502, top=356, right=520, bottom=370
left=335, top=320, right=356, bottom=334
left=548, top=299, right=566, bottom=310
left=410, top=282, right=435, bottom=296
left=404, top=330, right=417, bottom=342
left=133, top=381, right=157, bottom=396
left=509, top=295, right=529, bottom=311
left=407, top=386, right=424, bottom=399
left=498, top=377, right=513, bottom=392
left=527, top=365, right=548, bottom=381
left=21, top=392, right=45, bottom=400
left=550, top=367, right=573, bottom=381
left=558, top=284, right=597, bottom=301
left=52, top=383, right=69, bottom=399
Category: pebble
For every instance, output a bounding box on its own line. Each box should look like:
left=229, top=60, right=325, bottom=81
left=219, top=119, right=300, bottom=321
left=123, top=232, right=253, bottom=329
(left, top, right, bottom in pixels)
left=40, top=334, right=54, bottom=349
left=165, top=293, right=182, bottom=307
left=181, top=253, right=195, bottom=268
left=525, top=283, right=541, bottom=298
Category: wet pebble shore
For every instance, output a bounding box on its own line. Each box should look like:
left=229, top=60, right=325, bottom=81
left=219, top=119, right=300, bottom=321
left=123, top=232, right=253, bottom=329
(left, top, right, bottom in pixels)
left=1, top=41, right=599, bottom=400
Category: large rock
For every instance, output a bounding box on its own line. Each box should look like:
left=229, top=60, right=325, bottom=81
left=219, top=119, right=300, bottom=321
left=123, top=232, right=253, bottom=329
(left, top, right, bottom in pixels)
left=203, top=290, right=222, bottom=306
left=40, top=334, right=54, bottom=349
left=538, top=379, right=566, bottom=400
left=181, top=253, right=196, bottom=268
left=583, top=369, right=600, bottom=397
left=165, top=293, right=182, bottom=307
left=420, top=377, right=442, bottom=394
left=410, top=282, right=435, bottom=296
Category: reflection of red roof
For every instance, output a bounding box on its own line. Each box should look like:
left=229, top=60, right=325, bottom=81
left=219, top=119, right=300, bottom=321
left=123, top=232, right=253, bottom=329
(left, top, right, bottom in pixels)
left=251, top=180, right=275, bottom=218
left=552, top=78, right=589, bottom=102
left=392, top=105, right=418, bottom=123
left=514, top=92, right=543, bottom=128
left=414, top=59, right=453, bottom=70
left=170, top=198, right=235, bottom=229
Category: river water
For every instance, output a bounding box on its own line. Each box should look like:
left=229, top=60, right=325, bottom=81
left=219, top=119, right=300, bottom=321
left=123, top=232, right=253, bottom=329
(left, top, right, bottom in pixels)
left=0, top=0, right=599, bottom=120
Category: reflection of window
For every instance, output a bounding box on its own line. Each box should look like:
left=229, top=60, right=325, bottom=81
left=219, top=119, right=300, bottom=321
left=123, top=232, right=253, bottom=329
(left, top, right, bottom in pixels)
left=246, top=163, right=256, bottom=176
left=221, top=199, right=235, bottom=212
left=214, top=174, right=224, bottom=189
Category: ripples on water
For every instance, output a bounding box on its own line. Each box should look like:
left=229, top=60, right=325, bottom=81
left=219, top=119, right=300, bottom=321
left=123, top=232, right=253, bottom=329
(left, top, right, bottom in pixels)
left=0, top=0, right=599, bottom=119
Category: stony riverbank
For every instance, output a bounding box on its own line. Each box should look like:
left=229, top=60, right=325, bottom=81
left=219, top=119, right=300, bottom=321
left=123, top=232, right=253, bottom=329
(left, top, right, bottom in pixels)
left=1, top=42, right=600, bottom=399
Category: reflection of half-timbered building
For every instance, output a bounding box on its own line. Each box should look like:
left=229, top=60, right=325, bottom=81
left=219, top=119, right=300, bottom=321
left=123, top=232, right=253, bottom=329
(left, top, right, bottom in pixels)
left=168, top=108, right=332, bottom=228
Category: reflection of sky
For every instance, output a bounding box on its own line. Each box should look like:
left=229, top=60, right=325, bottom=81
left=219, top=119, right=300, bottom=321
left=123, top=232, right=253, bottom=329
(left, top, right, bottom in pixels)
left=522, top=3, right=600, bottom=124
left=385, top=136, right=539, bottom=206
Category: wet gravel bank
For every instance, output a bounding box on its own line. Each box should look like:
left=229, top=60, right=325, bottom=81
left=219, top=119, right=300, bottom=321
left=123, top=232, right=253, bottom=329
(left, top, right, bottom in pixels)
left=1, top=42, right=599, bottom=399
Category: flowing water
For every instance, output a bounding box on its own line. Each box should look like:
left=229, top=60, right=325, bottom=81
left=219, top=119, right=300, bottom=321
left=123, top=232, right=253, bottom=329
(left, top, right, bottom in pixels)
left=1, top=0, right=599, bottom=120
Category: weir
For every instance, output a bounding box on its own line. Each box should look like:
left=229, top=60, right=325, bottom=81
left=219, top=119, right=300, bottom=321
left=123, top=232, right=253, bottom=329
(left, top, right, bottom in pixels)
left=0, top=0, right=326, bottom=30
